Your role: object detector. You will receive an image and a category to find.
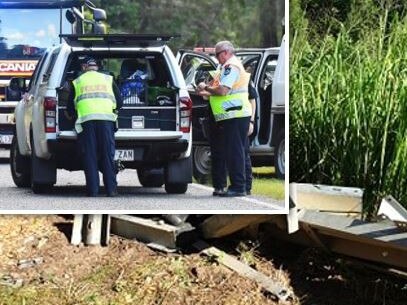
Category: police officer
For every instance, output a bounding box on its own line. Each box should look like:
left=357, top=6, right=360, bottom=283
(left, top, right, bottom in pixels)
left=197, top=41, right=251, bottom=197
left=68, top=57, right=122, bottom=197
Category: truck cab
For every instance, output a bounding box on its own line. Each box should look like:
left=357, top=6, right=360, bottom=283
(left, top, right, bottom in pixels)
left=0, top=0, right=106, bottom=147
left=177, top=36, right=286, bottom=180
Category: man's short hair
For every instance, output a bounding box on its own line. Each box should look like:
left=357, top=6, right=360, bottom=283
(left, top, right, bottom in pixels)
left=215, top=41, right=235, bottom=53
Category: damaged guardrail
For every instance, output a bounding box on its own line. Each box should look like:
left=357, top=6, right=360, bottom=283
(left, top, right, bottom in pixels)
left=284, top=183, right=407, bottom=271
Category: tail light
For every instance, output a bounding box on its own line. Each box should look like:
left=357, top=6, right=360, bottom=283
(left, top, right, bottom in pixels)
left=179, top=96, right=192, bottom=133
left=44, top=96, right=57, bottom=133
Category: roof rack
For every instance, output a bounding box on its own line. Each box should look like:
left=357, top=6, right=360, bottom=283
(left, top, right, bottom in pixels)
left=60, top=34, right=179, bottom=48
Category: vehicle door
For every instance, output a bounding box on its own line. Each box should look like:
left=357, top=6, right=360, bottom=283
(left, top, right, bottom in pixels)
left=31, top=47, right=61, bottom=148
left=235, top=51, right=263, bottom=144
left=256, top=51, right=278, bottom=146
left=236, top=49, right=279, bottom=146
left=176, top=50, right=217, bottom=144
left=15, top=50, right=50, bottom=152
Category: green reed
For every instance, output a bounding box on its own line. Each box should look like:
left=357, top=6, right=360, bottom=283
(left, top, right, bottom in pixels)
left=290, top=7, right=407, bottom=214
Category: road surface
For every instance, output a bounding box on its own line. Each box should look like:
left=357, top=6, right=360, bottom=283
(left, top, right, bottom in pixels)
left=0, top=149, right=285, bottom=213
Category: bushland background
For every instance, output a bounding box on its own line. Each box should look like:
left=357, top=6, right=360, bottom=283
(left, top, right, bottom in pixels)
left=91, top=0, right=285, bottom=49
left=290, top=0, right=407, bottom=213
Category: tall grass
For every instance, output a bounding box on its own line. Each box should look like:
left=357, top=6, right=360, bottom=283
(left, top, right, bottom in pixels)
left=290, top=2, right=407, bottom=213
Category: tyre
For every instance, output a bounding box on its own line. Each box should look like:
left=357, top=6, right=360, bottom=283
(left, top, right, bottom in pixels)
left=137, top=168, right=164, bottom=187
left=192, top=146, right=211, bottom=183
left=274, top=130, right=285, bottom=179
left=165, top=183, right=188, bottom=194
left=31, top=182, right=53, bottom=194
left=10, top=134, right=31, bottom=187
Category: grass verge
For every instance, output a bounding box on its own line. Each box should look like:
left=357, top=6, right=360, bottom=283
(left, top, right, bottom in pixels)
left=252, top=167, right=284, bottom=200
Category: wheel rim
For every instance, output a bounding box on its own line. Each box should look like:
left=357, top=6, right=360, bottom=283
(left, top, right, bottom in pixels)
left=277, top=139, right=285, bottom=175
left=193, top=146, right=211, bottom=175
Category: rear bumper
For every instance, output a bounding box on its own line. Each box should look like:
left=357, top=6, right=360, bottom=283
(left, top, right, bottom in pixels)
left=57, top=129, right=185, bottom=141
left=48, top=138, right=189, bottom=169
left=116, top=139, right=189, bottom=164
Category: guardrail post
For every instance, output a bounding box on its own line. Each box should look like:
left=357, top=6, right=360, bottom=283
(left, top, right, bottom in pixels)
left=288, top=183, right=299, bottom=233
left=71, top=214, right=110, bottom=246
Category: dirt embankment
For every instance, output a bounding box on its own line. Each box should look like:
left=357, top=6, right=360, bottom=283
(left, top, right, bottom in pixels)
left=0, top=216, right=405, bottom=305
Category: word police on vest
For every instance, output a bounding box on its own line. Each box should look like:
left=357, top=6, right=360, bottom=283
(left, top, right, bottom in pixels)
left=79, top=84, right=108, bottom=94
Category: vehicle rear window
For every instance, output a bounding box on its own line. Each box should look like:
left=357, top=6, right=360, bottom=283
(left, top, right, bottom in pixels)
left=61, top=52, right=177, bottom=107
left=43, top=48, right=60, bottom=83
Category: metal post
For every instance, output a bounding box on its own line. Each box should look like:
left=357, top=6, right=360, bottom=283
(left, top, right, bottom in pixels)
left=71, top=214, right=110, bottom=246
left=71, top=214, right=84, bottom=245
left=85, top=214, right=103, bottom=245
left=288, top=183, right=299, bottom=233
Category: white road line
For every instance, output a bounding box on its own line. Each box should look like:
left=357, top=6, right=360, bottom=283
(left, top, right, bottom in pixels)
left=191, top=183, right=284, bottom=210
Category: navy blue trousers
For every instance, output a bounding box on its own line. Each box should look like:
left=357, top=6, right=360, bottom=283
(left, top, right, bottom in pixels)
left=209, top=116, right=251, bottom=192
left=223, top=117, right=250, bottom=193
left=78, top=120, right=117, bottom=196
left=245, top=136, right=253, bottom=192
left=208, top=116, right=227, bottom=190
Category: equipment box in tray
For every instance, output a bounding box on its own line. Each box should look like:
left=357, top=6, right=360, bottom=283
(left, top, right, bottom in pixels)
left=119, top=80, right=176, bottom=107
left=120, top=77, right=148, bottom=106
left=147, top=86, right=176, bottom=106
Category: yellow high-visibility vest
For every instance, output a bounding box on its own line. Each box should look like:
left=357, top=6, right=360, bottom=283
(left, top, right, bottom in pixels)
left=209, top=56, right=251, bottom=121
left=73, top=71, right=117, bottom=133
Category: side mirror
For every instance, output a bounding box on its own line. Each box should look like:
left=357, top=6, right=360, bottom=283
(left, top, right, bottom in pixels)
left=7, top=77, right=26, bottom=101
left=92, top=22, right=106, bottom=34
left=9, top=77, right=26, bottom=91
left=65, top=10, right=76, bottom=24
left=93, top=8, right=107, bottom=22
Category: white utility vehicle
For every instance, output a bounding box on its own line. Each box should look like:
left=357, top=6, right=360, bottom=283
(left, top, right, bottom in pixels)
left=11, top=34, right=193, bottom=194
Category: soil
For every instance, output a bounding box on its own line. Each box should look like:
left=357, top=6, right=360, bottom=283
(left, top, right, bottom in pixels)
left=0, top=215, right=406, bottom=305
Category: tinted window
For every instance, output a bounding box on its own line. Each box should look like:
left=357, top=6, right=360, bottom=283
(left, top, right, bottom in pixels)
left=43, top=49, right=60, bottom=82
left=180, top=54, right=216, bottom=87
left=260, top=55, right=278, bottom=89
left=236, top=54, right=261, bottom=81
left=27, top=51, right=48, bottom=90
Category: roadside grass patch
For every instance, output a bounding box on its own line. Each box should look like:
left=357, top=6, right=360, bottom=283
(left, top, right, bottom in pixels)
left=195, top=166, right=284, bottom=200
left=252, top=167, right=284, bottom=200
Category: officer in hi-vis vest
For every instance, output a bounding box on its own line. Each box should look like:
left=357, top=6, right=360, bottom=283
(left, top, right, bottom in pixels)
left=197, top=41, right=251, bottom=197
left=68, top=57, right=122, bottom=197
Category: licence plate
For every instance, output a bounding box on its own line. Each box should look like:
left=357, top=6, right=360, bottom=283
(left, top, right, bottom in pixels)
left=115, top=149, right=134, bottom=161
left=132, top=116, right=144, bottom=129
left=0, top=135, right=13, bottom=145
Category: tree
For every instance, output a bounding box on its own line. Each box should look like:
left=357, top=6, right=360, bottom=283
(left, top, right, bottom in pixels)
left=261, top=0, right=285, bottom=47
left=91, top=0, right=284, bottom=48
